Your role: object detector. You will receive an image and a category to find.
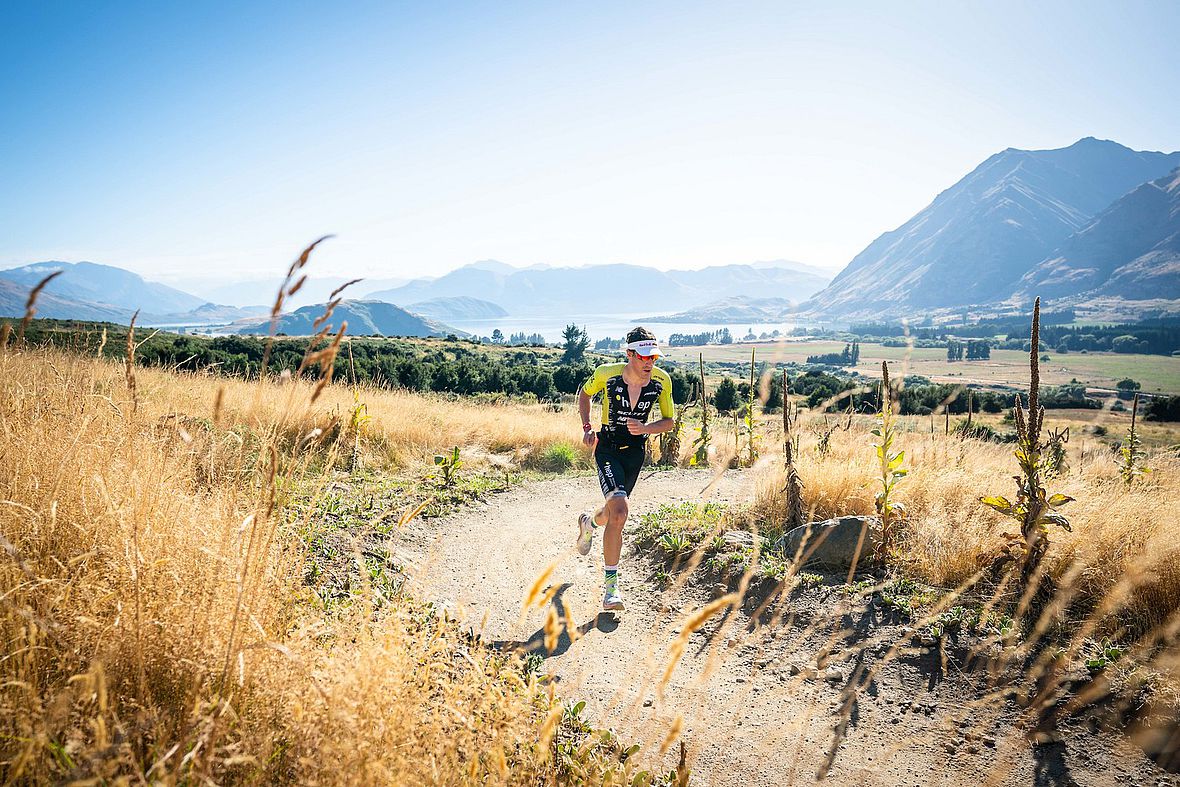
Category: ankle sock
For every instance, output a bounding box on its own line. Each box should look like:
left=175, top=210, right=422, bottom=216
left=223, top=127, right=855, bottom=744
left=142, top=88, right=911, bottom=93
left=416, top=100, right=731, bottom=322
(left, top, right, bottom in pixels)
left=604, top=565, right=618, bottom=589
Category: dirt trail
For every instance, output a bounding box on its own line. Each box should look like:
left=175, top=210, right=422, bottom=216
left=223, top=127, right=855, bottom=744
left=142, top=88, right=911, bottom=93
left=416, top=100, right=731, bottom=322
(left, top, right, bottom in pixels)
left=392, top=470, right=1171, bottom=786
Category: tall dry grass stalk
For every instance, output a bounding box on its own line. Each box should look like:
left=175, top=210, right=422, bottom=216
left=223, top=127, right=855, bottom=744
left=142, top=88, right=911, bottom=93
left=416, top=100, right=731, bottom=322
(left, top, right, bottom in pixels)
left=0, top=344, right=592, bottom=784
left=16, top=270, right=62, bottom=344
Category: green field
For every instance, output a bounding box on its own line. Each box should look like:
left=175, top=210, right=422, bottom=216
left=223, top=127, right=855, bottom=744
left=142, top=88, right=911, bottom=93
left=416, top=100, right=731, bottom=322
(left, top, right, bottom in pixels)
left=662, top=340, right=1180, bottom=395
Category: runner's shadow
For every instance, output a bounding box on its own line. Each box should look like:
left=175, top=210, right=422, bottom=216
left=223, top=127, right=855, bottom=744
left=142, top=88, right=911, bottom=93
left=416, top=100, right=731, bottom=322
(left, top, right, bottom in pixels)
left=491, top=583, right=618, bottom=659
left=1031, top=741, right=1072, bottom=786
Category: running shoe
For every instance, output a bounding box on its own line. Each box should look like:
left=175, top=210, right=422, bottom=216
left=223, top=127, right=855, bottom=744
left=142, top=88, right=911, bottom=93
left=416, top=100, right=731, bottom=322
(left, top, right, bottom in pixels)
left=603, top=588, right=625, bottom=611
left=603, top=575, right=624, bottom=611
left=576, top=511, right=595, bottom=556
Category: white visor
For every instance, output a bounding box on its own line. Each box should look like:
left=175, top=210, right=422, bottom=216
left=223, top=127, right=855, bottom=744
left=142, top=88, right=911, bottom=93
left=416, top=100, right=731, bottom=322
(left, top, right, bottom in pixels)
left=626, top=339, right=661, bottom=357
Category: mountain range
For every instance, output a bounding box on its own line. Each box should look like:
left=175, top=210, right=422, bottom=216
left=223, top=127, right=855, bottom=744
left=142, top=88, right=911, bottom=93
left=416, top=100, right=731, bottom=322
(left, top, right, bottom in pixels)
left=6, top=138, right=1180, bottom=331
left=642, top=296, right=797, bottom=323
left=1014, top=167, right=1180, bottom=303
left=2, top=261, right=207, bottom=314
left=406, top=296, right=508, bottom=320
left=0, top=262, right=269, bottom=325
left=367, top=262, right=830, bottom=316
left=802, top=138, right=1180, bottom=319
left=187, top=275, right=409, bottom=309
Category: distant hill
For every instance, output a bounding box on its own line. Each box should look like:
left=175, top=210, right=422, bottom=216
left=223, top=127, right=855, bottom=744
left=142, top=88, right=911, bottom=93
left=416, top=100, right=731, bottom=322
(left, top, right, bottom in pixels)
left=142, top=303, right=271, bottom=326
left=1, top=261, right=206, bottom=314
left=749, top=258, right=836, bottom=278
left=237, top=300, right=462, bottom=337
left=406, top=296, right=508, bottom=320
left=643, top=296, right=796, bottom=323
left=369, top=261, right=829, bottom=316
left=0, top=278, right=131, bottom=322
left=190, top=275, right=408, bottom=309
left=0, top=262, right=281, bottom=326
left=1016, top=168, right=1180, bottom=302
left=803, top=138, right=1180, bottom=319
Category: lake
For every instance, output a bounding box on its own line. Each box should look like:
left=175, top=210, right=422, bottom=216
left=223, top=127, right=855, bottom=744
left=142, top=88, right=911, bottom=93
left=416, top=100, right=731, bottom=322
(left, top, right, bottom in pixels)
left=445, top=313, right=812, bottom=344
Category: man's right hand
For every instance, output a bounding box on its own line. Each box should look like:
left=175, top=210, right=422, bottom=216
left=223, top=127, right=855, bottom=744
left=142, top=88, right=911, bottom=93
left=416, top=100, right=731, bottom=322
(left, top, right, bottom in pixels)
left=582, top=429, right=597, bottom=449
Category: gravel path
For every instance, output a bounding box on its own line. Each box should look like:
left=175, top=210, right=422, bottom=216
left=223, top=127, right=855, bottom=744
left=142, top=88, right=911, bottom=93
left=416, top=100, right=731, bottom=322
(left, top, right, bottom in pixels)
left=391, top=469, right=1172, bottom=786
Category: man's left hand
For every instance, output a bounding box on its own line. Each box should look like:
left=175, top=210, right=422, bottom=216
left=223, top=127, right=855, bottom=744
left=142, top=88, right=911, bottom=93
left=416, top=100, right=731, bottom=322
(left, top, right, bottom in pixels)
left=623, top=418, right=647, bottom=435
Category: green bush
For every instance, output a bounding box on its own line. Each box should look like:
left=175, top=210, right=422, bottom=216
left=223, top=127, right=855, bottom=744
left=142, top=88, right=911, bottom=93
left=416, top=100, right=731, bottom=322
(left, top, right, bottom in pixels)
left=533, top=442, right=578, bottom=472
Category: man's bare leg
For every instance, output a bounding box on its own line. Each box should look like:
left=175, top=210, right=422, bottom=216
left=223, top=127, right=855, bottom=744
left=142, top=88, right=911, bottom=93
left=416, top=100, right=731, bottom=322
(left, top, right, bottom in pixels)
left=599, top=494, right=628, bottom=609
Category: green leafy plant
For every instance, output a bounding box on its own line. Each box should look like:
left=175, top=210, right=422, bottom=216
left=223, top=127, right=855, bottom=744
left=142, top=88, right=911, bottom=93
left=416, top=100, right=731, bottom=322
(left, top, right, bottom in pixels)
left=871, top=361, right=907, bottom=561
left=1120, top=393, right=1150, bottom=485
left=433, top=445, right=462, bottom=487
left=980, top=298, right=1073, bottom=586
left=980, top=611, right=1016, bottom=639
left=796, top=572, right=823, bottom=589
left=658, top=531, right=693, bottom=555
left=1084, top=637, right=1124, bottom=673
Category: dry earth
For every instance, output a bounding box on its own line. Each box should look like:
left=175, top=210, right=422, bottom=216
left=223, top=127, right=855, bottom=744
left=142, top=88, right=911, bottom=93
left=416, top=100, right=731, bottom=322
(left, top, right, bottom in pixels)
left=391, top=470, right=1176, bottom=787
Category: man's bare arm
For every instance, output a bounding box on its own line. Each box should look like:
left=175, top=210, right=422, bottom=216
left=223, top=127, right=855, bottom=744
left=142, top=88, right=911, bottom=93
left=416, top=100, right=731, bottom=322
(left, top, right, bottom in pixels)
left=623, top=417, right=674, bottom=435
left=578, top=390, right=597, bottom=447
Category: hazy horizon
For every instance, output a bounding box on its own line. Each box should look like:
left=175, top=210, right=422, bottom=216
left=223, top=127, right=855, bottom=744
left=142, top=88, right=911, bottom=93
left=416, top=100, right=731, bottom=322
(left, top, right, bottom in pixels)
left=4, top=2, right=1179, bottom=285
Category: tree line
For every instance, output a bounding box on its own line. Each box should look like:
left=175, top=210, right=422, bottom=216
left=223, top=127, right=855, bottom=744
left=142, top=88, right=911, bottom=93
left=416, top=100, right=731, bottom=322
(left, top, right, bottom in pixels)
left=18, top=319, right=1177, bottom=421
left=805, top=342, right=860, bottom=366
left=849, top=316, right=1180, bottom=356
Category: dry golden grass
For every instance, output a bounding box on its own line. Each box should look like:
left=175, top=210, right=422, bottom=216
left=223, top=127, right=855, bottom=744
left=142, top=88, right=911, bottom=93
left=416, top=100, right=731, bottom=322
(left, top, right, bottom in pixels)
left=5, top=330, right=1179, bottom=781
left=741, top=407, right=1180, bottom=722
left=123, top=359, right=578, bottom=467
left=0, top=346, right=600, bottom=784
left=750, top=414, right=1180, bottom=627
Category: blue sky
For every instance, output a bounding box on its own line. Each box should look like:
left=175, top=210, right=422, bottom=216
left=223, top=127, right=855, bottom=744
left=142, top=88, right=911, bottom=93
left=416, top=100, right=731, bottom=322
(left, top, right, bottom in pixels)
left=2, top=1, right=1178, bottom=288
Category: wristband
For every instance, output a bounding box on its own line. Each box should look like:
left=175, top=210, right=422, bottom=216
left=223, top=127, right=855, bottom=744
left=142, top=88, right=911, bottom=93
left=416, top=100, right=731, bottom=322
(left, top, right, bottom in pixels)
left=583, top=423, right=593, bottom=432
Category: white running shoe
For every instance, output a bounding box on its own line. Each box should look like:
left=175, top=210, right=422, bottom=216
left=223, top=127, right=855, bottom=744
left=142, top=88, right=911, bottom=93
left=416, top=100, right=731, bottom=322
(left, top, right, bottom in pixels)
left=603, top=587, right=625, bottom=611
left=576, top=511, right=595, bottom=556
left=603, top=574, right=624, bottom=611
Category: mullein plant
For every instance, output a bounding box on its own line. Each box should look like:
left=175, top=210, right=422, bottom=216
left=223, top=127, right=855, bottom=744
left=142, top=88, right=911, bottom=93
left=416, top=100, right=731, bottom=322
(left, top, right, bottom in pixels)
left=690, top=353, right=712, bottom=466
left=781, top=370, right=805, bottom=530
left=871, top=361, right=907, bottom=560
left=980, top=298, right=1073, bottom=585
left=347, top=340, right=372, bottom=470
left=740, top=347, right=760, bottom=467
left=1044, top=426, right=1069, bottom=476
left=658, top=401, right=687, bottom=466
left=811, top=402, right=852, bottom=459
left=1120, top=393, right=1150, bottom=485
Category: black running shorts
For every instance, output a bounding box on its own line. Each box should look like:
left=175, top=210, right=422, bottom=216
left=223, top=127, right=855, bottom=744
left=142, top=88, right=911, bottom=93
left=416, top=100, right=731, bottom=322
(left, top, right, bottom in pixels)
left=594, top=435, right=645, bottom=498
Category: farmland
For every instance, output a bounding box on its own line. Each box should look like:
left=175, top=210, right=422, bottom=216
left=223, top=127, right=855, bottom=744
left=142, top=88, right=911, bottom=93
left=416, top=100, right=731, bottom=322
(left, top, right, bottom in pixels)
left=661, top=339, right=1180, bottom=394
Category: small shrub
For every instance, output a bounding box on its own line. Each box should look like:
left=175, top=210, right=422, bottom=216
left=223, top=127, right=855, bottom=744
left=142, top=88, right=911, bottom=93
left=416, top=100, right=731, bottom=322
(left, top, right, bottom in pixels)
left=536, top=441, right=577, bottom=472
left=433, top=446, right=462, bottom=486
left=1084, top=638, right=1124, bottom=674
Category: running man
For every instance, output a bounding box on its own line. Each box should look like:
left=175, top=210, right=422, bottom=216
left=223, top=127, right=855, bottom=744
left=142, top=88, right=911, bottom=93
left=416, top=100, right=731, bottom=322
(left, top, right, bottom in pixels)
left=575, top=327, right=676, bottom=611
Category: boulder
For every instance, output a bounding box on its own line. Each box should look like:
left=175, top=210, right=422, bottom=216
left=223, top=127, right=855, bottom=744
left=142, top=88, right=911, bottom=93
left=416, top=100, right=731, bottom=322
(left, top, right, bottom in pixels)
left=776, top=515, right=881, bottom=569
left=720, top=530, right=756, bottom=549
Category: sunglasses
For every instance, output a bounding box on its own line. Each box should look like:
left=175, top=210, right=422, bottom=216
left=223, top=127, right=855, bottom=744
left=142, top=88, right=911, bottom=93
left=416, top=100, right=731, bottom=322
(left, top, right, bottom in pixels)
left=628, top=350, right=660, bottom=361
